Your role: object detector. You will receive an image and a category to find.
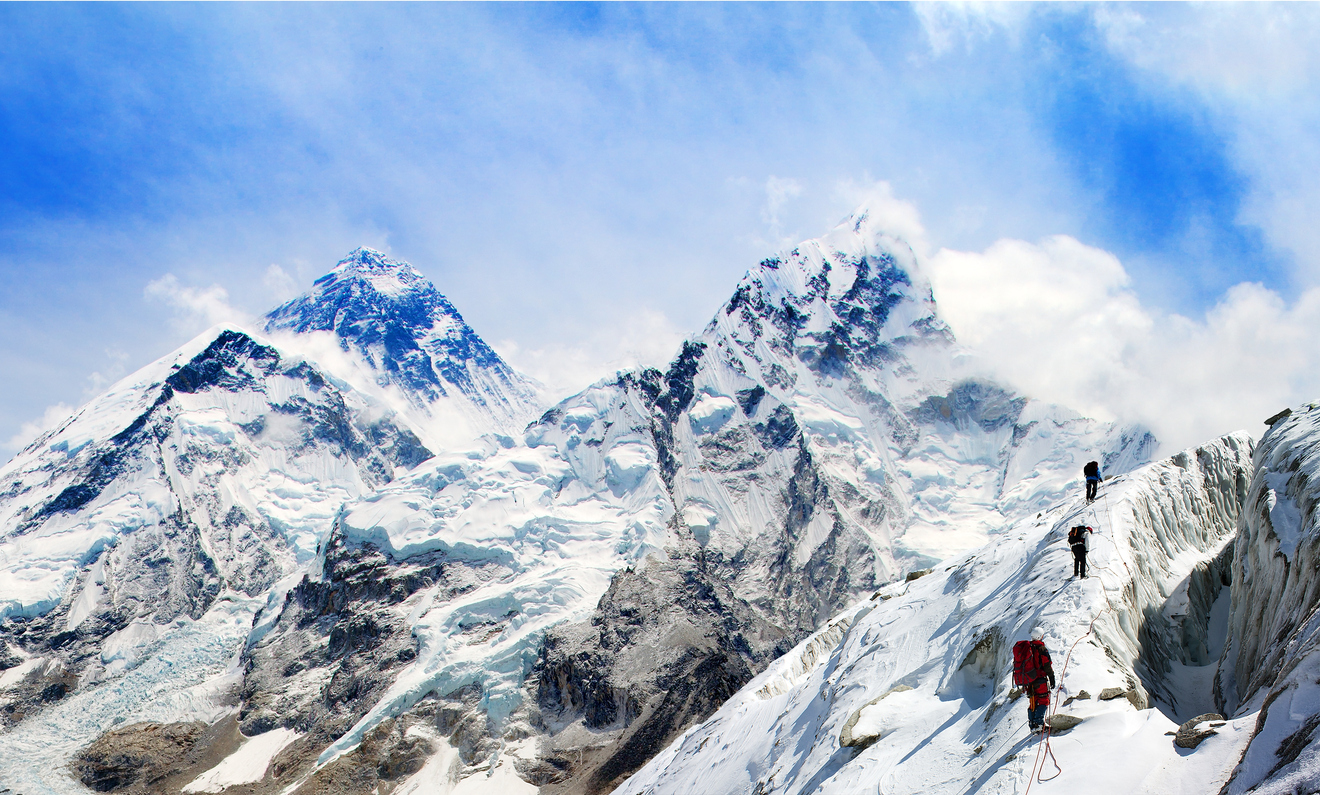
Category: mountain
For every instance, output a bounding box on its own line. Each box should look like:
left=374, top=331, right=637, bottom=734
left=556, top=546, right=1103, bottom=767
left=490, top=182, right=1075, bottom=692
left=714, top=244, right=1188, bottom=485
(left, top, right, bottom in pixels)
left=184, top=209, right=1157, bottom=795
left=263, top=247, right=543, bottom=446
left=0, top=216, right=1165, bottom=795
left=0, top=326, right=430, bottom=739
left=0, top=251, right=540, bottom=795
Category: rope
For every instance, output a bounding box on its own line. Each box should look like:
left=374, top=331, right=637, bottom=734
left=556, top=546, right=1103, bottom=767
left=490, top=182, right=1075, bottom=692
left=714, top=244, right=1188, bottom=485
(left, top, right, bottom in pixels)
left=1023, top=475, right=1128, bottom=792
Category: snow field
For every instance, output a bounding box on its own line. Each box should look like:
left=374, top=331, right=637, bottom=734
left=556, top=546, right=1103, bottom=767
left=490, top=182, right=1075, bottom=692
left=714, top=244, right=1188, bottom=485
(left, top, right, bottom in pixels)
left=182, top=727, right=301, bottom=793
left=616, top=434, right=1252, bottom=795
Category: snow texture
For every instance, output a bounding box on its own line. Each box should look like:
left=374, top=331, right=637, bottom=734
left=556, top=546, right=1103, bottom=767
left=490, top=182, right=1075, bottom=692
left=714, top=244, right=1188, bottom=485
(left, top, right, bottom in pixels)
left=616, top=434, right=1253, bottom=795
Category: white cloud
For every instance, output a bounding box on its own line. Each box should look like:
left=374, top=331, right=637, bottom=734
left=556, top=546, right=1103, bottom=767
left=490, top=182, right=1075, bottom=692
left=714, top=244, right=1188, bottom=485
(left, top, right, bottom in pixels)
left=761, top=176, right=803, bottom=248
left=144, top=274, right=249, bottom=331
left=494, top=308, right=687, bottom=402
left=835, top=179, right=931, bottom=258
left=927, top=235, right=1320, bottom=451
left=85, top=348, right=132, bottom=397
left=262, top=264, right=301, bottom=304
left=4, top=403, right=75, bottom=453
left=912, top=2, right=1031, bottom=57
left=1095, top=4, right=1320, bottom=98
left=1091, top=5, right=1320, bottom=284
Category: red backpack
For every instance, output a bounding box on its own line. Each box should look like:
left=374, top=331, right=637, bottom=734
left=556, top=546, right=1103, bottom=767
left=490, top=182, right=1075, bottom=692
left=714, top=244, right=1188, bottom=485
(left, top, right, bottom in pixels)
left=1013, top=640, right=1043, bottom=686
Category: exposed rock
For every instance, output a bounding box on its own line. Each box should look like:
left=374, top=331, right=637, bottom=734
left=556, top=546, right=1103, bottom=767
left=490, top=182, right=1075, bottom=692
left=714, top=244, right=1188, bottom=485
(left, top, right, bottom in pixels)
left=72, top=722, right=206, bottom=792
left=1061, top=689, right=1091, bottom=708
left=1124, top=689, right=1148, bottom=710
left=238, top=530, right=461, bottom=745
left=1174, top=713, right=1224, bottom=749
left=839, top=685, right=914, bottom=748
left=905, top=569, right=933, bottom=582
left=1098, top=687, right=1127, bottom=701
left=1046, top=714, right=1083, bottom=733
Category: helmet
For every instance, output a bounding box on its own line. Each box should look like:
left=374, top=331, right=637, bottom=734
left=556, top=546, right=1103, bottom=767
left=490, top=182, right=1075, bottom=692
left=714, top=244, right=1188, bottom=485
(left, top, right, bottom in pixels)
left=1031, top=626, right=1045, bottom=641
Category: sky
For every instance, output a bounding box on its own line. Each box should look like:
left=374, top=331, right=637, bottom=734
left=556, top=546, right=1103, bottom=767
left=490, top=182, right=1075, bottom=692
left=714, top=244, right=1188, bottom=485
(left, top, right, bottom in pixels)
left=2, top=2, right=1319, bottom=458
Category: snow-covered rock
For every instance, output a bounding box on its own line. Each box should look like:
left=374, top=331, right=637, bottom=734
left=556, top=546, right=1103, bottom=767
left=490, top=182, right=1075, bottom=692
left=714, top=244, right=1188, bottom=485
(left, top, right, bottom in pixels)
left=0, top=327, right=428, bottom=639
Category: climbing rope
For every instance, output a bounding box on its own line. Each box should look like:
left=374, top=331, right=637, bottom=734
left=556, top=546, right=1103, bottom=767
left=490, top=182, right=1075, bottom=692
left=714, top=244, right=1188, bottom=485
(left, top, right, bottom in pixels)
left=1022, top=604, right=1118, bottom=793
left=1023, top=477, right=1131, bottom=792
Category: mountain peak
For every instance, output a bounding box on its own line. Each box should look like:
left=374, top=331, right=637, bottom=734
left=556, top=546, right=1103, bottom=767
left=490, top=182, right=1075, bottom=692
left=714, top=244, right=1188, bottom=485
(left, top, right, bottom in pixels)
left=264, top=248, right=541, bottom=427
left=317, top=247, right=426, bottom=295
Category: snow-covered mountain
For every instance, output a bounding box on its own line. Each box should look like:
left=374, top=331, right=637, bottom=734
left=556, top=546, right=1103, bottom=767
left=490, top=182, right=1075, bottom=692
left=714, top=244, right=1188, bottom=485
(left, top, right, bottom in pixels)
left=174, top=210, right=1155, bottom=794
left=0, top=215, right=1168, bottom=795
left=0, top=250, right=542, bottom=794
left=264, top=247, right=544, bottom=447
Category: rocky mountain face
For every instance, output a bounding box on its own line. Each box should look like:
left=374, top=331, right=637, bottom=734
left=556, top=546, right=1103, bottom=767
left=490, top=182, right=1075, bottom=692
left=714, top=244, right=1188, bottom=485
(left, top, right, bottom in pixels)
left=0, top=327, right=431, bottom=745
left=264, top=248, right=543, bottom=443
left=0, top=218, right=1164, bottom=795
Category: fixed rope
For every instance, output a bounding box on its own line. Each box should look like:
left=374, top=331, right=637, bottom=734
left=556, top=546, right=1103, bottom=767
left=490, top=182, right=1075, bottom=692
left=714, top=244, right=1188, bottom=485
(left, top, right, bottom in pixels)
left=1024, top=475, right=1129, bottom=792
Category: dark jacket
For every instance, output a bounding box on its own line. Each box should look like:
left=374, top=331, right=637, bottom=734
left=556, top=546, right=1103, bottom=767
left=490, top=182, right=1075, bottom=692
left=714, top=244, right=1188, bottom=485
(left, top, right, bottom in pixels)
left=1084, top=461, right=1100, bottom=479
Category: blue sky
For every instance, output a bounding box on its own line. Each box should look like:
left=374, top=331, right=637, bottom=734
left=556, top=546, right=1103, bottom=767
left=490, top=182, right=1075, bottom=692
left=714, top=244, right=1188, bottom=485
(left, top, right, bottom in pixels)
left=2, top=3, right=1317, bottom=456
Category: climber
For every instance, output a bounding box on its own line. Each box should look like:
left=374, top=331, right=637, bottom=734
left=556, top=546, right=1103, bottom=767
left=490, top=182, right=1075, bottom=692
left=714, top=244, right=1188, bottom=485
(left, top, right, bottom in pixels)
left=1013, top=627, right=1056, bottom=733
left=1069, top=525, right=1092, bottom=578
left=1084, top=460, right=1101, bottom=501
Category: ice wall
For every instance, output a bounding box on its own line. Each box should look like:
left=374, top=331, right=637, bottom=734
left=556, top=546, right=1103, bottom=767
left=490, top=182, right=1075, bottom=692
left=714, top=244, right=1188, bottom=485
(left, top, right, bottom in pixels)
left=1223, top=405, right=1320, bottom=709
left=1216, top=404, right=1320, bottom=794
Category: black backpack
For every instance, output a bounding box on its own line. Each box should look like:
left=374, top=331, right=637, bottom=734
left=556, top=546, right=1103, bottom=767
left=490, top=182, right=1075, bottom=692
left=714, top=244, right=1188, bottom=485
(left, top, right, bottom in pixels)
left=1069, top=526, right=1087, bottom=548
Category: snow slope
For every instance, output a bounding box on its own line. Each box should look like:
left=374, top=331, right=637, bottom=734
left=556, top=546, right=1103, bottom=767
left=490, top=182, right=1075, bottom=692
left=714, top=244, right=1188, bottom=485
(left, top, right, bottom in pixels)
left=617, top=433, right=1252, bottom=795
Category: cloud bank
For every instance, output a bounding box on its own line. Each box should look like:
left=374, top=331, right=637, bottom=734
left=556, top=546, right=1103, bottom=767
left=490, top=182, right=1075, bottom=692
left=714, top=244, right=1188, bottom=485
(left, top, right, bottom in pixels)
left=926, top=227, right=1316, bottom=452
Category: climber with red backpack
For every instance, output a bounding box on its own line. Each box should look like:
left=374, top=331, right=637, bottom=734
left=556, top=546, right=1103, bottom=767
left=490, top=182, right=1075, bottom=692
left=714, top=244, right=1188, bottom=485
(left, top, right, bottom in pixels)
left=1013, top=627, right=1056, bottom=733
